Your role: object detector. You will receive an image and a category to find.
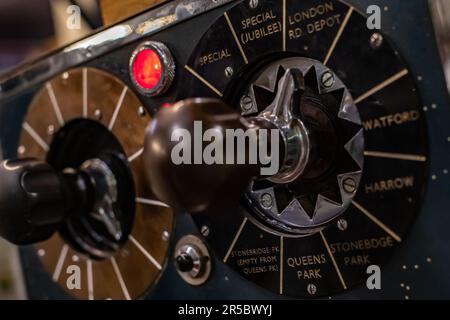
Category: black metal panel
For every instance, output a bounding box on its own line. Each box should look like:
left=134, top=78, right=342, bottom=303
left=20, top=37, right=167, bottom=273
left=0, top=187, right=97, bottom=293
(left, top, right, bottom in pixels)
left=1, top=0, right=449, bottom=300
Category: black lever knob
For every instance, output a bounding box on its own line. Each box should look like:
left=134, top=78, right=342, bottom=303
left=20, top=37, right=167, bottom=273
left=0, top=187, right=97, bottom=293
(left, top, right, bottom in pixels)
left=144, top=71, right=311, bottom=215
left=0, top=158, right=66, bottom=245
left=175, top=253, right=195, bottom=273
left=143, top=98, right=282, bottom=214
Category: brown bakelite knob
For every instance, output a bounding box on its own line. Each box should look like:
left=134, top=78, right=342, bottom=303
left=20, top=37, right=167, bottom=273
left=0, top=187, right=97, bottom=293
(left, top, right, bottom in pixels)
left=143, top=98, right=265, bottom=213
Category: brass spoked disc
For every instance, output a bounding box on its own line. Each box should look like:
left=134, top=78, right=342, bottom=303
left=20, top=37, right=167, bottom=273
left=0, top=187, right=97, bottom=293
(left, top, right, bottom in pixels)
left=18, top=68, right=173, bottom=300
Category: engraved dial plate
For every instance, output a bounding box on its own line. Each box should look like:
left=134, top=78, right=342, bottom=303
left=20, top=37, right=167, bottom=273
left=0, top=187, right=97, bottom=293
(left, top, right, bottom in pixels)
left=18, top=68, right=173, bottom=300
left=178, top=0, right=428, bottom=297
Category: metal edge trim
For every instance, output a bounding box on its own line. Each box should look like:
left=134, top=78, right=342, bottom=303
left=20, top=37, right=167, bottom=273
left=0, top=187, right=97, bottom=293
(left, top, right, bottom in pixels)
left=0, top=0, right=236, bottom=100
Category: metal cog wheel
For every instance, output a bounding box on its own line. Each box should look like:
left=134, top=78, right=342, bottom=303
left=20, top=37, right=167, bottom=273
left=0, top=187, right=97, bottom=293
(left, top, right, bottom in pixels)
left=242, top=57, right=364, bottom=236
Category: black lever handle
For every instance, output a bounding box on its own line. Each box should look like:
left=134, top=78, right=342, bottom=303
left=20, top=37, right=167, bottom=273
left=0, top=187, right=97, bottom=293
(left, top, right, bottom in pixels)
left=143, top=98, right=285, bottom=214
left=0, top=158, right=66, bottom=245
left=0, top=157, right=95, bottom=245
left=143, top=70, right=310, bottom=214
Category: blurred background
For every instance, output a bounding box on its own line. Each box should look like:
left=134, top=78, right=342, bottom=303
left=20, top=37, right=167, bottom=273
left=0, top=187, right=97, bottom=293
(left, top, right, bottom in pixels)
left=0, top=0, right=449, bottom=300
left=0, top=0, right=101, bottom=73
left=0, top=0, right=102, bottom=299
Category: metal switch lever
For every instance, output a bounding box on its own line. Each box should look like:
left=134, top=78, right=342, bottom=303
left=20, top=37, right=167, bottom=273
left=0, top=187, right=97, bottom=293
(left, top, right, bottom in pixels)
left=143, top=70, right=312, bottom=214
left=0, top=159, right=71, bottom=245
left=142, top=96, right=312, bottom=214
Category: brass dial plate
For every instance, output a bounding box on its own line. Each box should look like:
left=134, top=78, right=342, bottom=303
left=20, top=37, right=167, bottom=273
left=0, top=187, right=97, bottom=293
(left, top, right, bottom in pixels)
left=19, top=68, right=173, bottom=300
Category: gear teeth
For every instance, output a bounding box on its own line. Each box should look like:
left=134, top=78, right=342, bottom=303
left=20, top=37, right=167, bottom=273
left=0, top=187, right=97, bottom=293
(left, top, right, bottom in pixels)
left=279, top=199, right=312, bottom=226
left=311, top=194, right=343, bottom=222
left=274, top=65, right=287, bottom=90
left=303, top=66, right=320, bottom=94
left=251, top=83, right=276, bottom=113
left=338, top=90, right=362, bottom=125
left=244, top=58, right=364, bottom=232
left=344, top=129, right=365, bottom=169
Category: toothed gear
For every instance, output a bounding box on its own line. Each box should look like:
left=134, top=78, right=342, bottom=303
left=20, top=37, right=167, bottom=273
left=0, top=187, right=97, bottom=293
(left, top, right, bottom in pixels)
left=243, top=57, right=364, bottom=236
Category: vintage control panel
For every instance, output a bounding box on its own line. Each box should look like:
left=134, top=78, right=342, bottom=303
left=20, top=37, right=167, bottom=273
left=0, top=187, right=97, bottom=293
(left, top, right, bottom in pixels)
left=0, top=0, right=449, bottom=300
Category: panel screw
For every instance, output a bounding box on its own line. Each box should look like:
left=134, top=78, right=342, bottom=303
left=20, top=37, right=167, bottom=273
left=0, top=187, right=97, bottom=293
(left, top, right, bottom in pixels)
left=249, top=0, right=258, bottom=9
left=17, top=145, right=26, bottom=155
left=94, top=109, right=102, bottom=120
left=240, top=95, right=254, bottom=112
left=337, top=219, right=348, bottom=231
left=370, top=32, right=383, bottom=49
left=47, top=124, right=55, bottom=136
left=225, top=66, right=234, bottom=78
left=162, top=230, right=170, bottom=241
left=343, top=177, right=357, bottom=194
left=138, top=106, right=146, bottom=117
left=201, top=225, right=210, bottom=237
left=321, top=71, right=335, bottom=88
left=307, top=283, right=317, bottom=295
left=260, top=193, right=273, bottom=209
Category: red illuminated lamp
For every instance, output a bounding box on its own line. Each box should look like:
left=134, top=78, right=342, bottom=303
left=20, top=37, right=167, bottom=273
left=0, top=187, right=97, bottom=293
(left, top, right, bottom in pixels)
left=132, top=49, right=163, bottom=89
left=130, top=41, right=175, bottom=96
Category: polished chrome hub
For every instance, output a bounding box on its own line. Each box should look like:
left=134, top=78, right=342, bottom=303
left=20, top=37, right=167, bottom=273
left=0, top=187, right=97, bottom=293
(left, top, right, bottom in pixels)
left=256, top=68, right=311, bottom=184
left=244, top=57, right=364, bottom=236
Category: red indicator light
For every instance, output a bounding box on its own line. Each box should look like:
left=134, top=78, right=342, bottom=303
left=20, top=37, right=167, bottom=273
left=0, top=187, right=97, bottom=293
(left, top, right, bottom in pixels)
left=132, top=49, right=163, bottom=90
left=130, top=41, right=175, bottom=96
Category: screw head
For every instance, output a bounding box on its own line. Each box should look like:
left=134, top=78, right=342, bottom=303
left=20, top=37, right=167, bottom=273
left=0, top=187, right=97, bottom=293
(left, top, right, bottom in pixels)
left=138, top=106, right=146, bottom=117
left=240, top=95, right=254, bottom=112
left=337, top=219, right=348, bottom=231
left=201, top=225, right=210, bottom=237
left=370, top=32, right=384, bottom=49
left=162, top=230, right=170, bottom=241
left=94, top=109, right=102, bottom=120
left=260, top=193, right=274, bottom=209
left=225, top=66, right=234, bottom=78
left=47, top=124, right=55, bottom=136
left=17, top=145, right=26, bottom=155
left=321, top=71, right=335, bottom=88
left=249, top=0, right=258, bottom=9
left=307, top=283, right=317, bottom=295
left=343, top=177, right=357, bottom=194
